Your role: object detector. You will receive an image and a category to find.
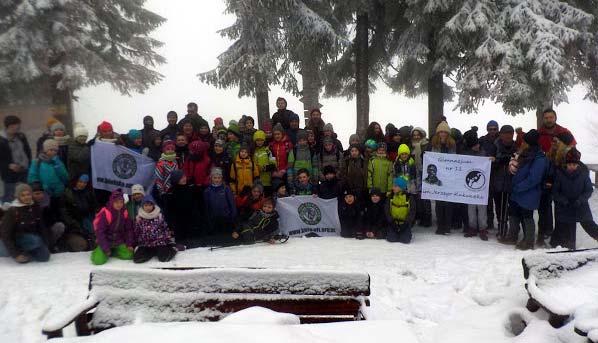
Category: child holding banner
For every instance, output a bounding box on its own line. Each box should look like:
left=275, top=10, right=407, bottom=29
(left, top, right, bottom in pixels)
left=385, top=177, right=415, bottom=244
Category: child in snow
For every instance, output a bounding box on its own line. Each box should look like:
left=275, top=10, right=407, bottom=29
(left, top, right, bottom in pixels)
left=91, top=189, right=134, bottom=265
left=28, top=138, right=69, bottom=206
left=272, top=179, right=289, bottom=203
left=175, top=133, right=189, bottom=168
left=362, top=188, right=387, bottom=239
left=551, top=148, right=598, bottom=249
left=133, top=196, right=176, bottom=263
left=338, top=188, right=363, bottom=238
left=154, top=139, right=179, bottom=204
left=291, top=168, right=317, bottom=196
left=462, top=127, right=489, bottom=241
left=253, top=130, right=276, bottom=195
left=125, top=129, right=144, bottom=154
left=269, top=123, right=293, bottom=182
left=67, top=123, right=91, bottom=179
left=126, top=184, right=145, bottom=219
left=385, top=177, right=416, bottom=244
left=232, top=198, right=280, bottom=244
left=236, top=183, right=265, bottom=223
left=287, top=130, right=319, bottom=192
left=338, top=145, right=367, bottom=199
left=367, top=142, right=393, bottom=195
left=0, top=183, right=50, bottom=263
left=226, top=123, right=241, bottom=159
left=319, top=136, right=343, bottom=181
left=230, top=143, right=260, bottom=194
left=60, top=174, right=98, bottom=252
left=203, top=168, right=237, bottom=236
left=319, top=165, right=341, bottom=200
left=210, top=139, right=231, bottom=183
left=393, top=144, right=416, bottom=194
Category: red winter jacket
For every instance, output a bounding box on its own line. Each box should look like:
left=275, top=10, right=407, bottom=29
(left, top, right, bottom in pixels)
left=538, top=125, right=576, bottom=153
left=184, top=141, right=211, bottom=187
left=269, top=136, right=293, bottom=174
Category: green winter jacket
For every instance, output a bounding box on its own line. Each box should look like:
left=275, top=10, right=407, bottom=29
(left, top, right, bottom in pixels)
left=287, top=144, right=319, bottom=186
left=253, top=146, right=276, bottom=187
left=367, top=155, right=393, bottom=193
left=226, top=141, right=240, bottom=161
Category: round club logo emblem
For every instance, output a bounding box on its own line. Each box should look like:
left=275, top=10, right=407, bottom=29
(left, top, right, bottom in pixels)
left=298, top=202, right=322, bottom=225
left=112, top=154, right=137, bottom=179
left=465, top=169, right=486, bottom=191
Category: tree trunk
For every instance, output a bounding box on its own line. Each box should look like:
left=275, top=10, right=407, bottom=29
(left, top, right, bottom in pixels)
left=355, top=13, right=370, bottom=136
left=300, top=52, right=321, bottom=127
left=255, top=73, right=270, bottom=130
left=50, top=86, right=73, bottom=135
left=427, top=29, right=444, bottom=136
left=535, top=100, right=553, bottom=130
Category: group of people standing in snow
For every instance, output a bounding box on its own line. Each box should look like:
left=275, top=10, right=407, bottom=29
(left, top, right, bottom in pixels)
left=1, top=98, right=597, bottom=265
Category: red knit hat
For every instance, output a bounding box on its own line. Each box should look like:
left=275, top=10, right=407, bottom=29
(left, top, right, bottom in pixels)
left=214, top=117, right=224, bottom=127
left=162, top=139, right=176, bottom=152
left=98, top=121, right=113, bottom=134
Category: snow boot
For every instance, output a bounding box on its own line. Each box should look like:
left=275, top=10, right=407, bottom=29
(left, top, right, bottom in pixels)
left=157, top=245, right=177, bottom=262
left=517, top=217, right=536, bottom=250
left=479, top=229, right=489, bottom=241
left=464, top=227, right=477, bottom=238
left=133, top=246, right=156, bottom=263
left=499, top=215, right=520, bottom=245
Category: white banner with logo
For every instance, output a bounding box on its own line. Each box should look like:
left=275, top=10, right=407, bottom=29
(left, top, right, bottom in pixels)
left=91, top=141, right=156, bottom=193
left=277, top=196, right=341, bottom=237
left=421, top=152, right=491, bottom=205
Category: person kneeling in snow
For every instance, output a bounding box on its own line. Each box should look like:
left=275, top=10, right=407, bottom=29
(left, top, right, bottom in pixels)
left=385, top=177, right=416, bottom=244
left=133, top=196, right=176, bottom=263
left=232, top=198, right=279, bottom=244
left=0, top=183, right=50, bottom=263
left=90, top=189, right=134, bottom=265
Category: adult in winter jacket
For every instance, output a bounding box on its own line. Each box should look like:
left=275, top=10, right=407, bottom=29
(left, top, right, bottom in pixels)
left=0, top=115, right=32, bottom=203
left=60, top=174, right=98, bottom=251
left=506, top=130, right=549, bottom=250
left=338, top=145, right=367, bottom=198
left=367, top=143, right=393, bottom=194
left=160, top=111, right=179, bottom=141
left=181, top=102, right=209, bottom=133
left=428, top=121, right=456, bottom=235
left=478, top=120, right=499, bottom=229
left=203, top=168, right=237, bottom=236
left=67, top=124, right=91, bottom=179
left=133, top=196, right=176, bottom=263
left=0, top=183, right=50, bottom=263
left=271, top=97, right=297, bottom=131
left=90, top=189, right=134, bottom=265
left=385, top=177, right=416, bottom=244
left=28, top=139, right=69, bottom=198
left=184, top=140, right=211, bottom=188
left=306, top=108, right=325, bottom=148
left=411, top=127, right=431, bottom=227
left=551, top=149, right=598, bottom=249
left=140, top=115, right=160, bottom=149
left=462, top=127, right=489, bottom=241
left=491, top=125, right=517, bottom=241
left=286, top=112, right=300, bottom=146
left=364, top=122, right=385, bottom=143
left=230, top=145, right=260, bottom=194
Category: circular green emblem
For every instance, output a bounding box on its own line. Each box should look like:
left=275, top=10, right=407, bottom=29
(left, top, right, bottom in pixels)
left=298, top=202, right=322, bottom=225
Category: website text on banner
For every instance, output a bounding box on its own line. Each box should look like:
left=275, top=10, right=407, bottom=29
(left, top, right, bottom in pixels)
left=421, top=152, right=491, bottom=205
left=277, top=196, right=341, bottom=237
left=91, top=141, right=156, bottom=193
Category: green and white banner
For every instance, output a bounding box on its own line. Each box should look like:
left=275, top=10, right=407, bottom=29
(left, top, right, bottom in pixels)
left=277, top=196, right=341, bottom=237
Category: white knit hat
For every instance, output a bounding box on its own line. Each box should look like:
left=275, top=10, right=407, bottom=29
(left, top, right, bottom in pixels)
left=73, top=123, right=88, bottom=138
left=42, top=139, right=59, bottom=152
left=131, top=184, right=145, bottom=195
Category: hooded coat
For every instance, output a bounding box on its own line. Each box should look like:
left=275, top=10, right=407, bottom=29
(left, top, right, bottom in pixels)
left=184, top=141, right=211, bottom=187
left=93, top=190, right=134, bottom=253
left=67, top=139, right=91, bottom=179
left=367, top=154, right=393, bottom=194
left=230, top=154, right=260, bottom=194
left=511, top=146, right=549, bottom=211
left=28, top=154, right=69, bottom=197
left=135, top=203, right=172, bottom=247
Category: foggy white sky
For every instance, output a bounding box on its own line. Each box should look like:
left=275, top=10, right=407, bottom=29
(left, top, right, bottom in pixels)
left=74, top=1, right=598, bottom=162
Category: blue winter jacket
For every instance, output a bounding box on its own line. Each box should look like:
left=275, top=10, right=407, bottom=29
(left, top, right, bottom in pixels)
left=28, top=156, right=68, bottom=197
left=511, top=147, right=548, bottom=210
left=203, top=183, right=237, bottom=219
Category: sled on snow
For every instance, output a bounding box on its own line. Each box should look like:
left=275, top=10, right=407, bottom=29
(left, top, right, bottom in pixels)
left=521, top=248, right=598, bottom=329
left=42, top=267, right=371, bottom=338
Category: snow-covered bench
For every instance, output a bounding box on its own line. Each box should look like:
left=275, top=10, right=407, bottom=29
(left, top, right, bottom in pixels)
left=575, top=303, right=598, bottom=343
left=42, top=267, right=371, bottom=338
left=522, top=249, right=598, bottom=328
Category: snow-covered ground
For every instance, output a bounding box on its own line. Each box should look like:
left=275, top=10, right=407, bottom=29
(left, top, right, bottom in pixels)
left=1, top=198, right=597, bottom=343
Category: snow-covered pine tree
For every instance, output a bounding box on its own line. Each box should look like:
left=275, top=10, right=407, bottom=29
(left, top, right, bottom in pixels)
left=454, top=0, right=598, bottom=128
left=0, top=0, right=165, bottom=121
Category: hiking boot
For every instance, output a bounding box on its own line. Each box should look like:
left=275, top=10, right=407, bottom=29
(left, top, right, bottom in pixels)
left=498, top=236, right=517, bottom=245
left=435, top=227, right=449, bottom=235
left=516, top=240, right=534, bottom=251
left=464, top=228, right=477, bottom=238
left=535, top=236, right=548, bottom=249
left=479, top=229, right=489, bottom=241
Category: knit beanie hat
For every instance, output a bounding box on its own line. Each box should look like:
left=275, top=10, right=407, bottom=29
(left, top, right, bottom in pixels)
left=370, top=187, right=383, bottom=197
left=46, top=117, right=59, bottom=129
left=142, top=194, right=155, bottom=205
left=214, top=117, right=224, bottom=127
left=252, top=183, right=264, bottom=194
left=229, top=120, right=238, bottom=127
left=228, top=123, right=241, bottom=137
left=289, top=112, right=300, bottom=122
left=398, top=144, right=411, bottom=155
left=393, top=177, right=408, bottom=190
left=557, top=132, right=574, bottom=146
left=499, top=125, right=514, bottom=134
left=297, top=129, right=308, bottom=142
left=273, top=123, right=285, bottom=134
left=131, top=184, right=145, bottom=196
left=450, top=128, right=463, bottom=142
left=524, top=129, right=540, bottom=146
left=98, top=121, right=113, bottom=134
left=50, top=122, right=66, bottom=134
left=349, top=133, right=360, bottom=143
left=323, top=136, right=334, bottom=145
left=78, top=174, right=90, bottom=183
left=323, top=123, right=334, bottom=132
left=365, top=139, right=378, bottom=150
left=214, top=139, right=225, bottom=147
left=487, top=120, right=499, bottom=129
left=239, top=142, right=250, bottom=152
left=436, top=121, right=450, bottom=134
left=73, top=123, right=88, bottom=138
left=377, top=142, right=387, bottom=151
left=210, top=167, right=223, bottom=177
left=128, top=129, right=141, bottom=140
left=253, top=130, right=266, bottom=141
left=463, top=127, right=479, bottom=148
left=42, top=139, right=59, bottom=152
left=398, top=126, right=412, bottom=139
left=565, top=148, right=581, bottom=163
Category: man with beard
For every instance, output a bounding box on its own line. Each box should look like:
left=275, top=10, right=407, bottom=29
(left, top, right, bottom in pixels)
left=141, top=115, right=160, bottom=148
left=536, top=109, right=576, bottom=246
left=160, top=111, right=178, bottom=141
left=478, top=120, right=499, bottom=230
left=182, top=102, right=209, bottom=133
